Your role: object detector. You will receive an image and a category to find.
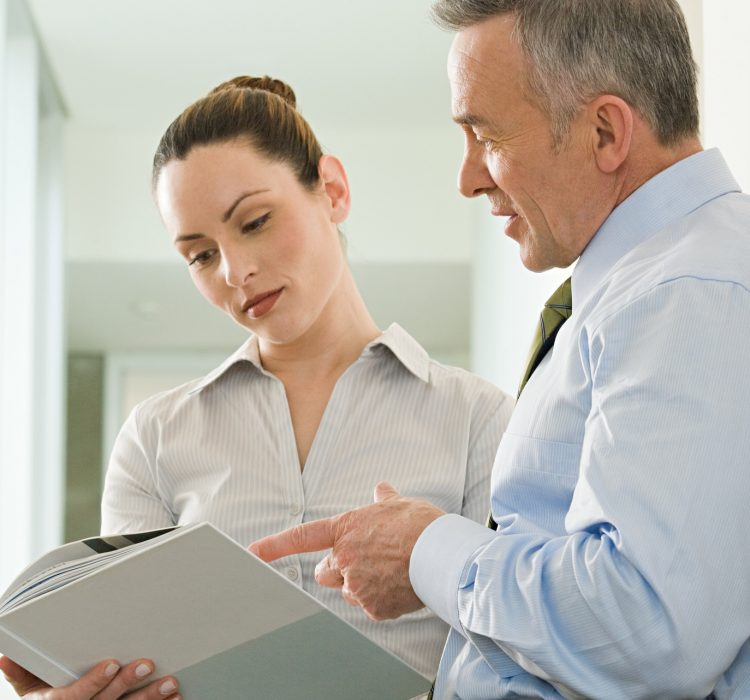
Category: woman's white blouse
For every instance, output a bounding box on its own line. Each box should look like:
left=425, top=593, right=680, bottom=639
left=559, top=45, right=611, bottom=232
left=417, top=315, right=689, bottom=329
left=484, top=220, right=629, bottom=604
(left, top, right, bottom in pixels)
left=102, top=323, right=513, bottom=677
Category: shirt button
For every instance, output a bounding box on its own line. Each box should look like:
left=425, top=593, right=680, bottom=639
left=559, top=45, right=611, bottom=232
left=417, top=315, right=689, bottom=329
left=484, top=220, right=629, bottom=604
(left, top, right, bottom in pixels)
left=286, top=568, right=299, bottom=581
left=289, top=504, right=303, bottom=516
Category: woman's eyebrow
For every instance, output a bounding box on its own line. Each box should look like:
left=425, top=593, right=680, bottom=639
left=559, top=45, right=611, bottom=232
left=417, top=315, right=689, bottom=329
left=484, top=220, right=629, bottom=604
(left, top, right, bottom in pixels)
left=221, top=189, right=271, bottom=222
left=173, top=189, right=273, bottom=242
left=174, top=232, right=204, bottom=244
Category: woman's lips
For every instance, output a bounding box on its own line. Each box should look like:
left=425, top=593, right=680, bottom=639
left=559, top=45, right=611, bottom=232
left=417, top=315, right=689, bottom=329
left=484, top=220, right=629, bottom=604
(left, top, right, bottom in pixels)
left=244, top=288, right=284, bottom=319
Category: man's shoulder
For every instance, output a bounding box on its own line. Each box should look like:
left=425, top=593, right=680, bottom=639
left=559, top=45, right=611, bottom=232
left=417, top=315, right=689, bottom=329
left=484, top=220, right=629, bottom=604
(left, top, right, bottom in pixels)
left=586, top=192, right=750, bottom=323
left=654, top=191, right=750, bottom=278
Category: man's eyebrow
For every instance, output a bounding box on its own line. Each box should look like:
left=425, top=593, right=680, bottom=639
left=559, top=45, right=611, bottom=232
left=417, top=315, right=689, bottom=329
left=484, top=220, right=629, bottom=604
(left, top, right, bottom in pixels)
left=221, top=189, right=270, bottom=222
left=452, top=113, right=486, bottom=128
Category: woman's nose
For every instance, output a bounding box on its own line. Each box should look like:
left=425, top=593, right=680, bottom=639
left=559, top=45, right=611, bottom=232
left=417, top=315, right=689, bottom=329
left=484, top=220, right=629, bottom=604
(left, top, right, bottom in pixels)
left=221, top=242, right=259, bottom=288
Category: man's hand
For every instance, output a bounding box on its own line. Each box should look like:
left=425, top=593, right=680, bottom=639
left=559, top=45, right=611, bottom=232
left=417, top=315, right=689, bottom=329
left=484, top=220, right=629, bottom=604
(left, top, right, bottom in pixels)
left=0, top=655, right=180, bottom=700
left=249, top=482, right=445, bottom=620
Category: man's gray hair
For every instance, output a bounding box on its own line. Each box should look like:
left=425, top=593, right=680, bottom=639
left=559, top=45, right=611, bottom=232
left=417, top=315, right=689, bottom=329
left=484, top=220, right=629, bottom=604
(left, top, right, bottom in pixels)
left=432, top=0, right=699, bottom=147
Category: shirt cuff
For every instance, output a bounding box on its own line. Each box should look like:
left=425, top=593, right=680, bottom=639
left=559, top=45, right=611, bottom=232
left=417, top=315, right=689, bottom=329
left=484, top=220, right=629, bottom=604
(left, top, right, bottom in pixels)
left=410, top=513, right=497, bottom=631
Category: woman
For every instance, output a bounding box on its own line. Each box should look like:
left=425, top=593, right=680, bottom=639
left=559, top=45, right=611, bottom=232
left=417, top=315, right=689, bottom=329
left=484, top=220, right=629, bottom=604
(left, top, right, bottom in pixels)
left=1, top=76, right=512, bottom=699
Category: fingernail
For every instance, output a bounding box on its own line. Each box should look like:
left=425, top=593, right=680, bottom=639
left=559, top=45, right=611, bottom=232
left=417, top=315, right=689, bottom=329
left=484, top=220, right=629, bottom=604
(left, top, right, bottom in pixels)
left=135, top=663, right=152, bottom=679
left=105, top=662, right=120, bottom=678
left=160, top=679, right=177, bottom=695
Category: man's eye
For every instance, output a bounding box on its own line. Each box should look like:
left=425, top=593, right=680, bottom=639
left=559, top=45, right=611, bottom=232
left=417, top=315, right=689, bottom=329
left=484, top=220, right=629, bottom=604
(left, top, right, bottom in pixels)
left=188, top=250, right=216, bottom=267
left=477, top=135, right=495, bottom=150
left=241, top=212, right=271, bottom=234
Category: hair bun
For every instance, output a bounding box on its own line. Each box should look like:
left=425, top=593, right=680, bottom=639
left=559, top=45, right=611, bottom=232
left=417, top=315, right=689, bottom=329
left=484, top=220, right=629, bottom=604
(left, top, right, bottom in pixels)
left=208, top=75, right=297, bottom=108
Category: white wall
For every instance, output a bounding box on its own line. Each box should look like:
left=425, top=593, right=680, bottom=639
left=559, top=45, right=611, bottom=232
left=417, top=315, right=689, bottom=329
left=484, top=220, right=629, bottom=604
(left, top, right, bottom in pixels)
left=0, top=3, right=66, bottom=590
left=702, top=1, right=750, bottom=190
left=678, top=0, right=704, bottom=118
left=0, top=16, right=66, bottom=700
left=64, top=123, right=473, bottom=264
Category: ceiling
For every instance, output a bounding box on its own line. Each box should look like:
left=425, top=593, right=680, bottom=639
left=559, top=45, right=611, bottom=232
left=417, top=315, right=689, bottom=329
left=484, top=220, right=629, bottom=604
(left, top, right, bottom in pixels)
left=26, top=0, right=455, bottom=131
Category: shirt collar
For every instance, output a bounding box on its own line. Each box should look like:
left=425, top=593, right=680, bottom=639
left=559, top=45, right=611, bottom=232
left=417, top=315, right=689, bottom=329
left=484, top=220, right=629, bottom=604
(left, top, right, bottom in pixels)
left=572, top=148, right=741, bottom=308
left=187, top=335, right=262, bottom=395
left=363, top=323, right=431, bottom=383
left=187, top=322, right=431, bottom=396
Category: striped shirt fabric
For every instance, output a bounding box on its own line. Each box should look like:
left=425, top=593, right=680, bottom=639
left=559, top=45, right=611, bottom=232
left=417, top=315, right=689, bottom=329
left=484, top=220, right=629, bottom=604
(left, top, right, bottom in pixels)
left=102, top=323, right=513, bottom=678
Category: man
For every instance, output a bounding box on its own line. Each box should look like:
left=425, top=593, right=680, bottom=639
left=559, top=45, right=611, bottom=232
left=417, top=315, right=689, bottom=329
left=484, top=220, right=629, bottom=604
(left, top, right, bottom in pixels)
left=251, top=1, right=750, bottom=697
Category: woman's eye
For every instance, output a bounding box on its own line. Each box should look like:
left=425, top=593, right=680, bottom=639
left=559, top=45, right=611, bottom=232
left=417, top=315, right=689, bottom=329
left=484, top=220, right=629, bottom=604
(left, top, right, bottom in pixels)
left=241, top=212, right=271, bottom=234
left=188, top=249, right=216, bottom=267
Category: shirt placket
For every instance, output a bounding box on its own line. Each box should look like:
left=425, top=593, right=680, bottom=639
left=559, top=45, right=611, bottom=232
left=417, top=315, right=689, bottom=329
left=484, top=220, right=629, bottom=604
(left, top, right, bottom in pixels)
left=272, top=376, right=305, bottom=586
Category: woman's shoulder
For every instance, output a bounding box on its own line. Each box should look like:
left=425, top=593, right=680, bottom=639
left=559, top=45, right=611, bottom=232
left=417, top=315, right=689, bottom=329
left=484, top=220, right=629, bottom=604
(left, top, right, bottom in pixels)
left=378, top=322, right=512, bottom=407
left=127, top=373, right=215, bottom=429
left=130, top=341, right=260, bottom=424
left=427, top=357, right=512, bottom=410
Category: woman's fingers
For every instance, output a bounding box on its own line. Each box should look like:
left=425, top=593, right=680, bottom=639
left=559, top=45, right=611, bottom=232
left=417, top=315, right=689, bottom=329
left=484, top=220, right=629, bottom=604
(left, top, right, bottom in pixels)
left=0, top=655, right=50, bottom=696
left=0, top=657, right=122, bottom=698
left=92, top=659, right=149, bottom=700
left=0, top=656, right=179, bottom=700
left=119, top=671, right=180, bottom=700
left=58, top=659, right=124, bottom=699
left=92, top=659, right=178, bottom=700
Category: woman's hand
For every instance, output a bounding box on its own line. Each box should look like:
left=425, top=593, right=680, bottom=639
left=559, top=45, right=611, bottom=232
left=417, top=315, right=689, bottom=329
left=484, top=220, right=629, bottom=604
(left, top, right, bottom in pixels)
left=0, top=656, right=180, bottom=700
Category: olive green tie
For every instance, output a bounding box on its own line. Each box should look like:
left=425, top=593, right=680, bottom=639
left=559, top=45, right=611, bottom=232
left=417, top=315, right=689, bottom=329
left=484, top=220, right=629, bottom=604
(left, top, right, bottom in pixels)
left=516, top=277, right=573, bottom=396
left=486, top=277, right=572, bottom=530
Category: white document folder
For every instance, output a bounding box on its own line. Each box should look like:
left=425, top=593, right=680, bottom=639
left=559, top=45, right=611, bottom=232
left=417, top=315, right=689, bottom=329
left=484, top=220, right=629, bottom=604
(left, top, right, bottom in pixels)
left=0, top=522, right=431, bottom=699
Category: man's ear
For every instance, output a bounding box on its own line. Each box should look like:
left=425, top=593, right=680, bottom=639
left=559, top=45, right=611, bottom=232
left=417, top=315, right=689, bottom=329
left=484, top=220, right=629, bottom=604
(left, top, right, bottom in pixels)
left=317, top=155, right=351, bottom=224
left=587, top=95, right=633, bottom=174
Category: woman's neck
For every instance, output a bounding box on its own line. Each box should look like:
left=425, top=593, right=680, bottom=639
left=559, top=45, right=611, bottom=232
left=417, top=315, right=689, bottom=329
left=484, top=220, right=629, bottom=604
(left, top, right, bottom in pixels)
left=257, top=268, right=380, bottom=382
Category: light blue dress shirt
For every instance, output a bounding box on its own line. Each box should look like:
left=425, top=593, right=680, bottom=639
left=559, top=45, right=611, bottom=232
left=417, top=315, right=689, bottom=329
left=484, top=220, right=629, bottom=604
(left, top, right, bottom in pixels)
left=411, top=149, right=750, bottom=699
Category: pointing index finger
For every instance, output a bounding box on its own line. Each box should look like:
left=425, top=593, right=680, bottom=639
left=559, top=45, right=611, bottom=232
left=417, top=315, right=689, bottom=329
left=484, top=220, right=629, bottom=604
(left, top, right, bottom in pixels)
left=249, top=517, right=338, bottom=562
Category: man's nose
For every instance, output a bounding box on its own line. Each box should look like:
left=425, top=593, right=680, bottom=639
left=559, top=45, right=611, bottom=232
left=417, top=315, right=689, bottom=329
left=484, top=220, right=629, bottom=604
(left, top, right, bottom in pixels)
left=457, top=140, right=495, bottom=198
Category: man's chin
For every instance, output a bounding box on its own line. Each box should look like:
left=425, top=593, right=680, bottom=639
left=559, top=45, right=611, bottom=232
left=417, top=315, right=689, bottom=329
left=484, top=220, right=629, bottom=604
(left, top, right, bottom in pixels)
left=519, top=246, right=552, bottom=273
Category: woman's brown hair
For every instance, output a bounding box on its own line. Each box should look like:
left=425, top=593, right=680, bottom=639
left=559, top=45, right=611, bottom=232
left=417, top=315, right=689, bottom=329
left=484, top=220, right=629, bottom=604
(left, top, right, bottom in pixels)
left=152, top=75, right=323, bottom=191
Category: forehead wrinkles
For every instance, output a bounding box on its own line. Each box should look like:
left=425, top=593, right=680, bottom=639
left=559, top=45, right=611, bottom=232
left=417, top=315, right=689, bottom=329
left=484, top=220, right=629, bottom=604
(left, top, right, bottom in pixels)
left=448, top=28, right=547, bottom=142
left=449, top=49, right=496, bottom=121
left=449, top=20, right=526, bottom=123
